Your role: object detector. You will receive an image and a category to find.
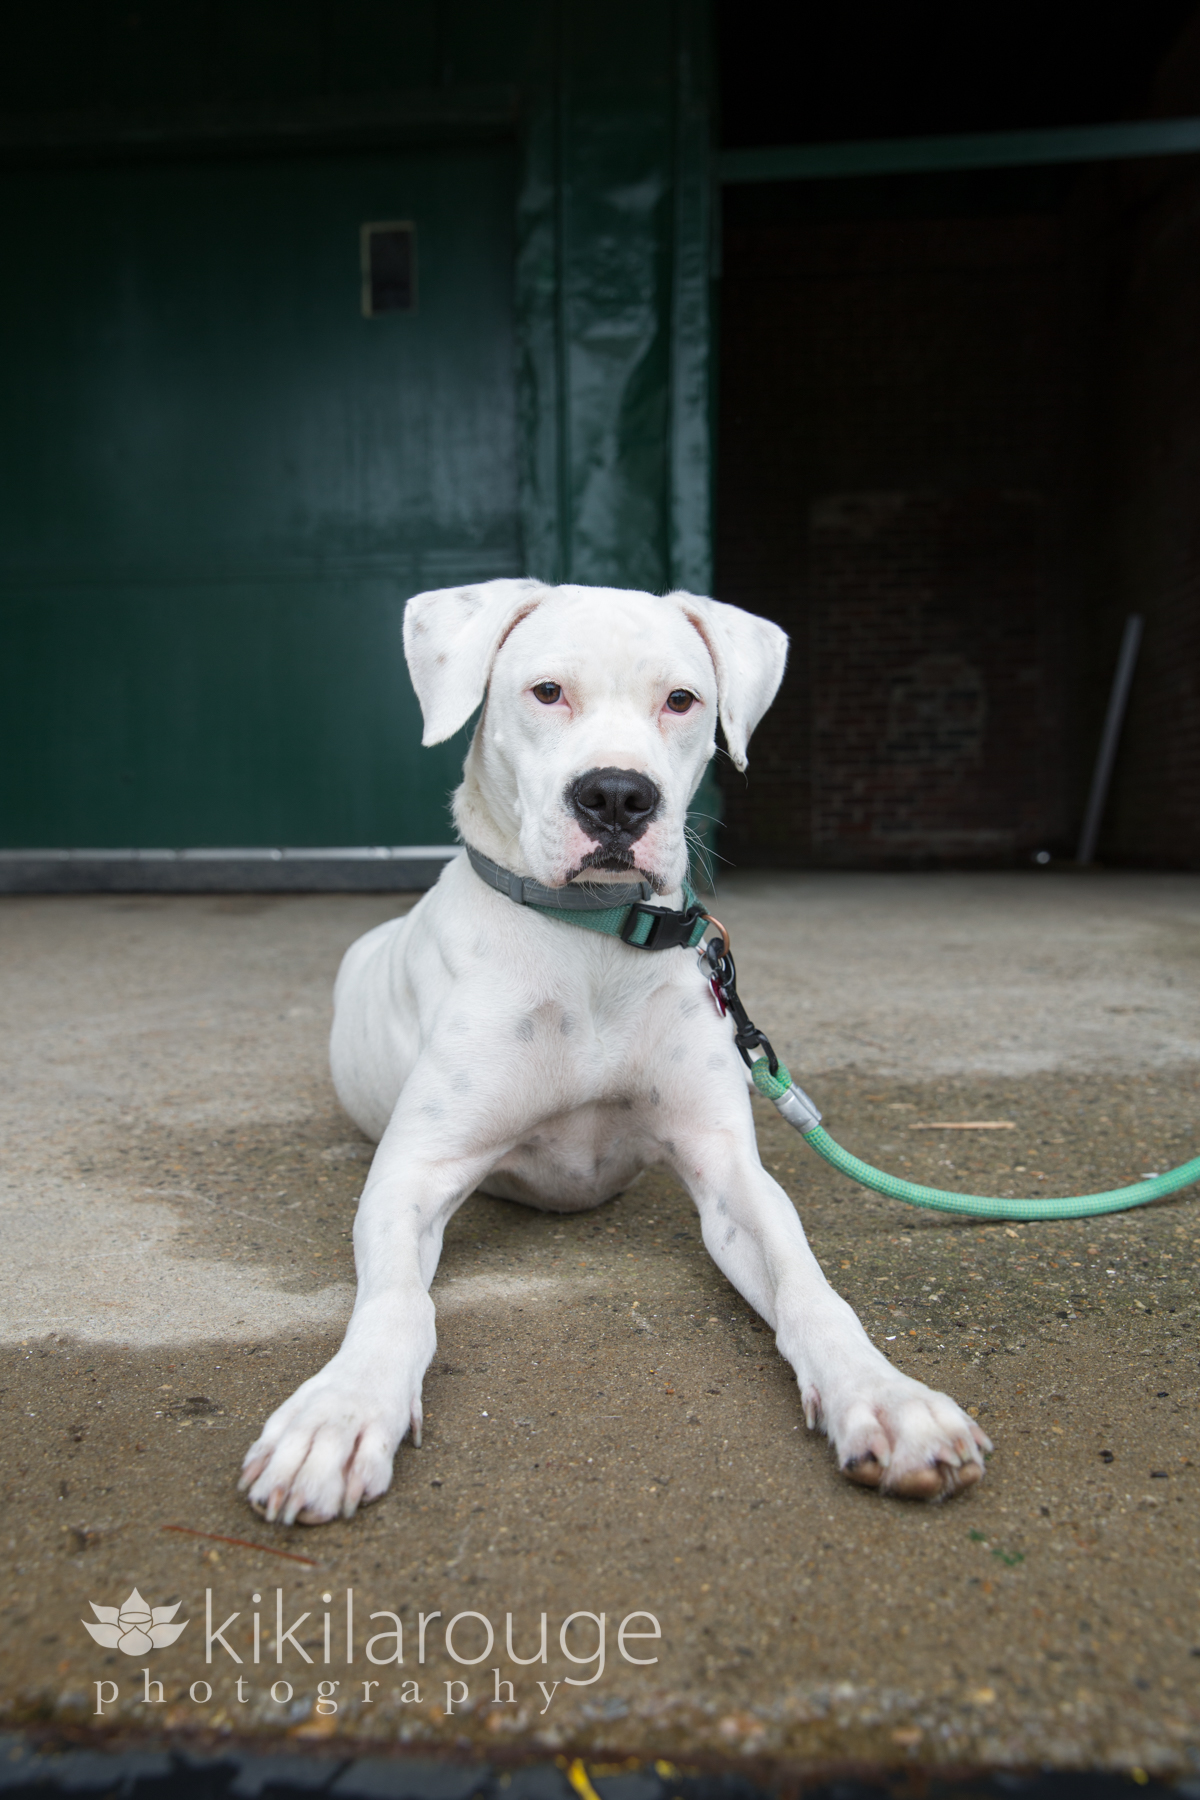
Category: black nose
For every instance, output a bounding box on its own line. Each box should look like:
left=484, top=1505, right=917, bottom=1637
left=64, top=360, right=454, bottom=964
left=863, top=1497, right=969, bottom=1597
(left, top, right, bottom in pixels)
left=567, top=766, right=661, bottom=841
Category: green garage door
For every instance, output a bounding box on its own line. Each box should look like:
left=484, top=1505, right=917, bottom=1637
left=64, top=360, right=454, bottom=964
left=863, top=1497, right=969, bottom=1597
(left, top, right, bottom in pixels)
left=0, top=144, right=520, bottom=848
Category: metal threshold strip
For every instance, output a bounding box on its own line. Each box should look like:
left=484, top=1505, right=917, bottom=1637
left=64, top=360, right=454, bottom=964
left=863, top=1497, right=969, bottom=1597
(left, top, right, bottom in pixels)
left=0, top=846, right=459, bottom=894
left=718, top=114, right=1200, bottom=184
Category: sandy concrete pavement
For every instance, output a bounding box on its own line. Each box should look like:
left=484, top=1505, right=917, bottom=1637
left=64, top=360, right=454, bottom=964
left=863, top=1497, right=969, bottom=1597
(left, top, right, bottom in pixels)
left=1, top=871, right=1199, bottom=1778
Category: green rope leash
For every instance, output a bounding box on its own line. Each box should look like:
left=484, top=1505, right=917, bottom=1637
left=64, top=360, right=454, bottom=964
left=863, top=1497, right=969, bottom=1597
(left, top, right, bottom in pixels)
left=750, top=1056, right=1200, bottom=1222
left=464, top=861, right=1198, bottom=1225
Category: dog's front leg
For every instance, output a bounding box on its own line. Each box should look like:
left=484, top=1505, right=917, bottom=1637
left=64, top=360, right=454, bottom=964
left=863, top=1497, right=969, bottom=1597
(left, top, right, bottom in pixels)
left=674, top=1123, right=991, bottom=1499
left=240, top=1089, right=501, bottom=1526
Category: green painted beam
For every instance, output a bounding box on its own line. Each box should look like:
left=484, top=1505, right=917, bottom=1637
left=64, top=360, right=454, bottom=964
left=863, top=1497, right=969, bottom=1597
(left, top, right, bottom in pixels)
left=718, top=116, right=1200, bottom=184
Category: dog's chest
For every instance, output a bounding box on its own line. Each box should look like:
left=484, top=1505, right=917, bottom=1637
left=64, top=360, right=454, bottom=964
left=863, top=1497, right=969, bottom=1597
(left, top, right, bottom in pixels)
left=481, top=1096, right=656, bottom=1210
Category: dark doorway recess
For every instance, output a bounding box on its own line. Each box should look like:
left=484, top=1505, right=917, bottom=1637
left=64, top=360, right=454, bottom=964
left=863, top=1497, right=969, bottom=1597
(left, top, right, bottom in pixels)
left=715, top=1, right=1200, bottom=869
left=717, top=0, right=1198, bottom=148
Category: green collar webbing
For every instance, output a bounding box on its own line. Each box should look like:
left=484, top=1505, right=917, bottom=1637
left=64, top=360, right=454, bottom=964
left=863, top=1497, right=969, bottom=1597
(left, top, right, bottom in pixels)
left=465, top=845, right=709, bottom=951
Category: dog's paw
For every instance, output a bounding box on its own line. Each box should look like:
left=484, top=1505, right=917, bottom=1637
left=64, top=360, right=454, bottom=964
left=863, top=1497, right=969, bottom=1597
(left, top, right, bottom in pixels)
left=817, top=1371, right=991, bottom=1500
left=239, top=1375, right=418, bottom=1526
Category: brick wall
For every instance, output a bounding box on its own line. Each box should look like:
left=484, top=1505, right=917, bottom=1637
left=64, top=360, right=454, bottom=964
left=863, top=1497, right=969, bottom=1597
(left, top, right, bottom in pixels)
left=809, top=490, right=1063, bottom=861
left=716, top=197, right=1076, bottom=867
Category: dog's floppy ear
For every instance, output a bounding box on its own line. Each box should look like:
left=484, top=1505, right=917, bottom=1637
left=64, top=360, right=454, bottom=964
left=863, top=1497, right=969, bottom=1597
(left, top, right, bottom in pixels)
left=403, top=578, right=546, bottom=745
left=670, top=592, right=788, bottom=771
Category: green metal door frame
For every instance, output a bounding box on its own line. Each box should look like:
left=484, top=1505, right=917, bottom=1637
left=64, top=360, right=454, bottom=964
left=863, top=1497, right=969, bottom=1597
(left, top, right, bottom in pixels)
left=718, top=113, right=1200, bottom=185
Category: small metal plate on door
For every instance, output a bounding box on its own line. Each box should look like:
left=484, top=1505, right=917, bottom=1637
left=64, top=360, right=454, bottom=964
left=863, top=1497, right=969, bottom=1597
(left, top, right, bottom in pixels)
left=360, top=221, right=416, bottom=316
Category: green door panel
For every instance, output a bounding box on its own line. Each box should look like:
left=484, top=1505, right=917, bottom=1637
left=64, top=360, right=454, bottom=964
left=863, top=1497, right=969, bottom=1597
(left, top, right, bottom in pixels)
left=0, top=145, right=519, bottom=847
left=1, top=1, right=718, bottom=856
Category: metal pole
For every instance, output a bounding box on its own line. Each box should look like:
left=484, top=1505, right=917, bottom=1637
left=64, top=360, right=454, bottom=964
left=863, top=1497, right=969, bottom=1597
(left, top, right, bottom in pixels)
left=1077, top=613, right=1144, bottom=866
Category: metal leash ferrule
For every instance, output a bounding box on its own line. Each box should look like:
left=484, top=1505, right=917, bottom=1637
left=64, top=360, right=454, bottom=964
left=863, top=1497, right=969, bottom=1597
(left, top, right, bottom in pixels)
left=768, top=1076, right=824, bottom=1135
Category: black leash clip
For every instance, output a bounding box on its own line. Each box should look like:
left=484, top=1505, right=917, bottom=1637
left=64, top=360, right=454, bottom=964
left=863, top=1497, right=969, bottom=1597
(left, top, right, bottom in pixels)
left=701, top=935, right=781, bottom=1075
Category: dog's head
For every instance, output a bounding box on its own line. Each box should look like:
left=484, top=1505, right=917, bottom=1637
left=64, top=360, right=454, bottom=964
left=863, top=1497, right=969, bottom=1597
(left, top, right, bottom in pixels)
left=404, top=580, right=788, bottom=894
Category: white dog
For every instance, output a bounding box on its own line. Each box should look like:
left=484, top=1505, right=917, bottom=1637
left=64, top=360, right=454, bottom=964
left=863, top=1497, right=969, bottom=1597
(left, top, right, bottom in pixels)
left=241, top=580, right=990, bottom=1524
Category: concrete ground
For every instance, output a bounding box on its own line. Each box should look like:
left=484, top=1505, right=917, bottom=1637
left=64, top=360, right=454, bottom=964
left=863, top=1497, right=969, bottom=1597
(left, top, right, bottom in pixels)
left=2, top=870, right=1199, bottom=1779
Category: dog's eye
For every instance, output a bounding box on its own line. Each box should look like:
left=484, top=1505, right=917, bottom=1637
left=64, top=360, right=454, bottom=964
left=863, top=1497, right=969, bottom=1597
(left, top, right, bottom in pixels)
left=665, top=689, right=695, bottom=713
left=532, top=682, right=563, bottom=705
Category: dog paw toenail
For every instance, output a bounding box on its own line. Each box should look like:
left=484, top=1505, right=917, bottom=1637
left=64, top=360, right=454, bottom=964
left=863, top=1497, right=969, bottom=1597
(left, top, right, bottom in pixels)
left=842, top=1453, right=885, bottom=1487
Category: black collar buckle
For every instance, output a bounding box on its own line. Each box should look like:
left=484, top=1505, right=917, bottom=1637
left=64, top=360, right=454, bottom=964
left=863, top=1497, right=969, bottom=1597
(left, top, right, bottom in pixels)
left=620, top=899, right=708, bottom=952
